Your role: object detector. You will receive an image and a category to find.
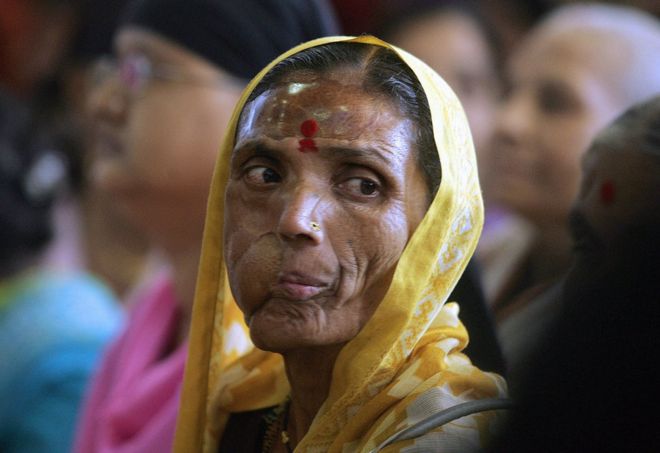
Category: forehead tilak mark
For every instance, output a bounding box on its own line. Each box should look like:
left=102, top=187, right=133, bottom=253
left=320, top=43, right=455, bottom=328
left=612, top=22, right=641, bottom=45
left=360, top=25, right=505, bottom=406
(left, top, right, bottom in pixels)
left=240, top=78, right=393, bottom=149
left=299, top=119, right=319, bottom=153
left=599, top=180, right=616, bottom=205
left=300, top=119, right=319, bottom=138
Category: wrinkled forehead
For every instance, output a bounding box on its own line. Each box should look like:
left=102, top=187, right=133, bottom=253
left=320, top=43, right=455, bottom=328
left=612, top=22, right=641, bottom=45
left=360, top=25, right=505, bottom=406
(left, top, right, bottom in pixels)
left=236, top=72, right=402, bottom=142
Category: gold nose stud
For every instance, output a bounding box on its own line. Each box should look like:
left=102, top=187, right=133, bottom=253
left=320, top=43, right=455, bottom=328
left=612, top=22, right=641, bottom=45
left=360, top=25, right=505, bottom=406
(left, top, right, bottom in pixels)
left=310, top=221, right=321, bottom=232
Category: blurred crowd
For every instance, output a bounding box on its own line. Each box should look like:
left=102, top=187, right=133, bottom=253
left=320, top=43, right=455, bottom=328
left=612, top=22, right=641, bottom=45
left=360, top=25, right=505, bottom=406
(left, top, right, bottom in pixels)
left=1, top=0, right=658, bottom=452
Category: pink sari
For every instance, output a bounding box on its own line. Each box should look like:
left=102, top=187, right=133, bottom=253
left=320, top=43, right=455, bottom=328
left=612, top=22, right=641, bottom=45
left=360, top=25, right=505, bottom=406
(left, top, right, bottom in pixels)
left=74, top=272, right=187, bottom=453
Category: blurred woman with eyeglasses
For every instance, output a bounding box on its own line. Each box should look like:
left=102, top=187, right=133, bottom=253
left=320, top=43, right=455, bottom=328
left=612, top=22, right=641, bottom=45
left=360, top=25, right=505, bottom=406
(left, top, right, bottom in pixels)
left=72, top=1, right=339, bottom=452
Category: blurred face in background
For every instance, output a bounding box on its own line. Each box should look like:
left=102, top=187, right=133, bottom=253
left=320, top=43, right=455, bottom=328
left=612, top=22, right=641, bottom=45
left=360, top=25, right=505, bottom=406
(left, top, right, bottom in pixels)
left=489, top=28, right=628, bottom=230
left=88, top=27, right=244, bottom=252
left=389, top=11, right=499, bottom=159
left=565, top=136, right=660, bottom=298
left=570, top=140, right=660, bottom=269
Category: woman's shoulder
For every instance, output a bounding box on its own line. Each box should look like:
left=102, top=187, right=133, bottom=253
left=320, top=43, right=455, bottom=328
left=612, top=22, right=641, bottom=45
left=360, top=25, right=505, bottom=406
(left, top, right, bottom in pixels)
left=0, top=271, right=124, bottom=417
left=20, top=270, right=122, bottom=333
left=0, top=270, right=123, bottom=360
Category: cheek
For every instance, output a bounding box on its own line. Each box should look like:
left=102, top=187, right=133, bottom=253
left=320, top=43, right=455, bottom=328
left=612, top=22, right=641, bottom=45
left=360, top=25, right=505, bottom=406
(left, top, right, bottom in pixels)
left=224, top=220, right=279, bottom=274
left=124, top=105, right=181, bottom=189
left=227, top=234, right=281, bottom=315
left=345, top=210, right=408, bottom=331
left=531, top=119, right=590, bottom=200
left=224, top=186, right=282, bottom=310
left=224, top=185, right=264, bottom=265
left=538, top=114, right=603, bottom=176
left=128, top=93, right=232, bottom=188
left=351, top=205, right=409, bottom=281
left=463, top=97, right=495, bottom=151
left=540, top=146, right=582, bottom=200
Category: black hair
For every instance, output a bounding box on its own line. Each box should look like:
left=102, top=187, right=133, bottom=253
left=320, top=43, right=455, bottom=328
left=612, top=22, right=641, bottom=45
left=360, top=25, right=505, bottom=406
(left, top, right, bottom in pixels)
left=0, top=90, right=67, bottom=278
left=122, top=0, right=340, bottom=81
left=245, top=41, right=441, bottom=199
left=374, top=0, right=504, bottom=84
left=605, top=94, right=660, bottom=159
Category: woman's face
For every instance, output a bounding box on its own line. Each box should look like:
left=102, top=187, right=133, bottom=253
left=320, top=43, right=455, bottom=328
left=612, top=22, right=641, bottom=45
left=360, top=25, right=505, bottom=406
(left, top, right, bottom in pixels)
left=570, top=142, right=660, bottom=267
left=390, top=11, right=499, bottom=154
left=88, top=28, right=244, bottom=251
left=489, top=29, right=627, bottom=229
left=565, top=141, right=660, bottom=297
left=224, top=72, right=429, bottom=352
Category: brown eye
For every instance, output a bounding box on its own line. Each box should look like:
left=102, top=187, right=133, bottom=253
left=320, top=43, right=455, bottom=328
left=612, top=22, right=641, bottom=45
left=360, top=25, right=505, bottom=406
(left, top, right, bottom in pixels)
left=339, top=177, right=380, bottom=198
left=360, top=180, right=378, bottom=195
left=537, top=83, right=578, bottom=114
left=245, top=166, right=281, bottom=186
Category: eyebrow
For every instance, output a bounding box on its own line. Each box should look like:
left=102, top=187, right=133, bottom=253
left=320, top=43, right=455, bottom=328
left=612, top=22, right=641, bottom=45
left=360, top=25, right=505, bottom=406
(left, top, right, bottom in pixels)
left=232, top=141, right=282, bottom=162
left=233, top=140, right=395, bottom=165
left=324, top=146, right=394, bottom=166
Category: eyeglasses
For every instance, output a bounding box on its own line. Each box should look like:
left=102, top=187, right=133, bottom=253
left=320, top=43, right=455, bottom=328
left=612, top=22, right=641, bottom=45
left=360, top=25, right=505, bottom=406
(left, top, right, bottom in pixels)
left=89, top=53, right=237, bottom=99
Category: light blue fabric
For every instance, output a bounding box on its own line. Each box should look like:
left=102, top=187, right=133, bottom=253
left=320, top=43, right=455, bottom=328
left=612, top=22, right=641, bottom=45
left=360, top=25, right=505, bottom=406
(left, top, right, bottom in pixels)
left=0, top=271, right=124, bottom=453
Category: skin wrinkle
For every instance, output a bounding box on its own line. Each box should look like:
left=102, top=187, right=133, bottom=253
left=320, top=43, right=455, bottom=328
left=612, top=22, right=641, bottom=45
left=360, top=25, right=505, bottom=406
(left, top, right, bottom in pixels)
left=239, top=72, right=402, bottom=142
left=225, top=178, right=354, bottom=332
left=224, top=70, right=428, bottom=352
left=253, top=218, right=368, bottom=335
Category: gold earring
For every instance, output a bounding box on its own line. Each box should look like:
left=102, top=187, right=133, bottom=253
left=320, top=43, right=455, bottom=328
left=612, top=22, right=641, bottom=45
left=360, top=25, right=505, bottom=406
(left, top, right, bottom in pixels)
left=310, top=221, right=320, bottom=232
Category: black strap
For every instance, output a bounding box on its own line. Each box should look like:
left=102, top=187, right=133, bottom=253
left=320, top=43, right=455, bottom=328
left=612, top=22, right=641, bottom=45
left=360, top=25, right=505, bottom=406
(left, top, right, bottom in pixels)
left=370, top=398, right=514, bottom=452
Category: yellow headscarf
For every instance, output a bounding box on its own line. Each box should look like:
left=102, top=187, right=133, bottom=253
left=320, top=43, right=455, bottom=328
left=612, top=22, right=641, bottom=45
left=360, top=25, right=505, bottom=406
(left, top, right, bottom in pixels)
left=174, top=35, right=506, bottom=452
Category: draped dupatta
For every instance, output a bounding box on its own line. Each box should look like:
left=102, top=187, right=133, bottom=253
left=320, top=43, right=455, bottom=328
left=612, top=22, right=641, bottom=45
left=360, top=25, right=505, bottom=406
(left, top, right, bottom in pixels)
left=174, top=35, right=506, bottom=453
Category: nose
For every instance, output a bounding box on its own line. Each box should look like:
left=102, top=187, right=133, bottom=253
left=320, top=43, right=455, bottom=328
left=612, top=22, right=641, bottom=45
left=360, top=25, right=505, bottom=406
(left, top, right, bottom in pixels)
left=276, top=183, right=325, bottom=245
left=85, top=68, right=127, bottom=125
left=493, top=89, right=533, bottom=150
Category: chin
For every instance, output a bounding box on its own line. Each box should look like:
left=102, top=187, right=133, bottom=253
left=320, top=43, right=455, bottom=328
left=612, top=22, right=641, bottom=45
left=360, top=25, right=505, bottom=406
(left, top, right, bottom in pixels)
left=250, top=332, right=299, bottom=353
left=249, top=323, right=319, bottom=352
left=250, top=321, right=322, bottom=353
left=247, top=304, right=352, bottom=353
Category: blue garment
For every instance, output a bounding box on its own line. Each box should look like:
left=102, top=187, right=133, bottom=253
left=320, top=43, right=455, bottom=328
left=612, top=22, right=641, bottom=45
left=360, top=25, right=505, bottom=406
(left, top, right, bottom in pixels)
left=0, top=271, right=123, bottom=453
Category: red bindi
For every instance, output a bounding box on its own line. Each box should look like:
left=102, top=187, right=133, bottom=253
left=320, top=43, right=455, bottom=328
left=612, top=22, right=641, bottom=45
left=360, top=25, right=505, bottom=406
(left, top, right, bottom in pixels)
left=300, top=119, right=319, bottom=137
left=298, top=119, right=319, bottom=152
left=298, top=138, right=318, bottom=153
left=599, top=180, right=616, bottom=205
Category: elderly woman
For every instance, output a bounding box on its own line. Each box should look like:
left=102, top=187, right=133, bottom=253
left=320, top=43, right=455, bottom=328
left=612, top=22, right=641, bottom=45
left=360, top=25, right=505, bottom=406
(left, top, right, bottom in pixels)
left=491, top=95, right=660, bottom=452
left=174, top=36, right=507, bottom=452
left=487, top=3, right=660, bottom=391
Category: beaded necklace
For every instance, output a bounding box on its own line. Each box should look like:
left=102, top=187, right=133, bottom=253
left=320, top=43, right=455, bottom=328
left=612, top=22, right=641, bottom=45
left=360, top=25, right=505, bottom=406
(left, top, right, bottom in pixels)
left=261, top=397, right=293, bottom=453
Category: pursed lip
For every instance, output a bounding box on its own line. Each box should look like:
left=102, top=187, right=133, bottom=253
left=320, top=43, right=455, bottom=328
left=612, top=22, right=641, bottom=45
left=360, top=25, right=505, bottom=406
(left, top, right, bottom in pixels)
left=272, top=271, right=330, bottom=301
